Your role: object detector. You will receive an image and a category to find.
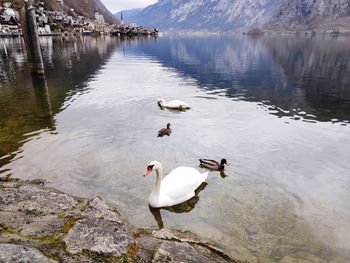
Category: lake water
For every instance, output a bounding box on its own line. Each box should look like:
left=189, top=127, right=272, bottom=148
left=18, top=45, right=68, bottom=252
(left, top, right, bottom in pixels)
left=0, top=35, right=350, bottom=262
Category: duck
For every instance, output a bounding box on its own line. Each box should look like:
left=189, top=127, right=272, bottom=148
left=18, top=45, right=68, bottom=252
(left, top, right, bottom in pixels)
left=199, top=158, right=228, bottom=171
left=143, top=161, right=208, bottom=208
left=158, top=123, right=172, bottom=137
left=157, top=99, right=191, bottom=110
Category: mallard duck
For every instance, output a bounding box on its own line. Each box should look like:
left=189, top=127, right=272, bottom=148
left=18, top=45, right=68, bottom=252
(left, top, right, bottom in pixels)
left=158, top=123, right=172, bottom=137
left=143, top=161, right=208, bottom=208
left=157, top=99, right=191, bottom=110
left=199, top=158, right=228, bottom=171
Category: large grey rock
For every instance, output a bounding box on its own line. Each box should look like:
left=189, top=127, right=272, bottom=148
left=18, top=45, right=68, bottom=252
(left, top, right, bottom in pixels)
left=63, top=217, right=133, bottom=257
left=0, top=180, right=234, bottom=262
left=0, top=185, right=78, bottom=214
left=83, top=197, right=126, bottom=225
left=152, top=228, right=228, bottom=256
left=135, top=229, right=235, bottom=263
left=0, top=244, right=56, bottom=263
left=0, top=211, right=66, bottom=238
left=152, top=241, right=228, bottom=263
left=63, top=197, right=134, bottom=258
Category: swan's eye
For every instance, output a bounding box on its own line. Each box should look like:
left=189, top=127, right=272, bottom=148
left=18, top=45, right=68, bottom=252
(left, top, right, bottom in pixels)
left=147, top=165, right=154, bottom=171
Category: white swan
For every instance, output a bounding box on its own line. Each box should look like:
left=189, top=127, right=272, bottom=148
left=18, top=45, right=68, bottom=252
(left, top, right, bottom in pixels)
left=157, top=99, right=191, bottom=110
left=143, top=161, right=208, bottom=208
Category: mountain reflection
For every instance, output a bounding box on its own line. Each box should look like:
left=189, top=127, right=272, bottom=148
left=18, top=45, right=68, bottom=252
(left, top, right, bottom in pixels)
left=0, top=36, right=120, bottom=167
left=263, top=36, right=350, bottom=120
left=132, top=35, right=350, bottom=123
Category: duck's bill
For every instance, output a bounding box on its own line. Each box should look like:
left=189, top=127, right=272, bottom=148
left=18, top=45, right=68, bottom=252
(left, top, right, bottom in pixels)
left=143, top=169, right=152, bottom=177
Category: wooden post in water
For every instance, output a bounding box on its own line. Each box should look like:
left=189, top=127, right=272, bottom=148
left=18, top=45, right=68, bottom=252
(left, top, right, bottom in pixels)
left=21, top=0, right=45, bottom=77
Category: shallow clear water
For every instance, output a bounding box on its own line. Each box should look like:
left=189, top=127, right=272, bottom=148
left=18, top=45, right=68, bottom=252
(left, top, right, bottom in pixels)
left=0, top=35, right=350, bottom=262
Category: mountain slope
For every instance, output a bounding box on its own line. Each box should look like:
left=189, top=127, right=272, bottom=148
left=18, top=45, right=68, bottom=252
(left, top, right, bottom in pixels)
left=114, top=8, right=142, bottom=24
left=32, top=0, right=117, bottom=24
left=118, top=0, right=350, bottom=32
left=266, top=0, right=350, bottom=31
left=63, top=0, right=117, bottom=24
left=125, top=0, right=287, bottom=31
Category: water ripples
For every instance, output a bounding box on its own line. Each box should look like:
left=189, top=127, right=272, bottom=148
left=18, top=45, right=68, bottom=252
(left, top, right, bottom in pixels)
left=0, top=36, right=350, bottom=262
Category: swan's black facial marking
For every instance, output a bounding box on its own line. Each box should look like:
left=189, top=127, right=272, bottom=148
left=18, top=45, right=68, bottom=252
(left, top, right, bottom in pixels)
left=144, top=164, right=155, bottom=177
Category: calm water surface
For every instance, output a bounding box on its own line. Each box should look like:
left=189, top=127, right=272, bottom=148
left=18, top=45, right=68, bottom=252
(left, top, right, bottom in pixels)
left=0, top=35, right=350, bottom=262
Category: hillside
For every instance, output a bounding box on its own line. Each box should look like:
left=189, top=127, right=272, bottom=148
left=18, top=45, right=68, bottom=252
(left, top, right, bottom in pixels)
left=266, top=0, right=350, bottom=32
left=116, top=0, right=287, bottom=31
left=14, top=0, right=118, bottom=24
left=114, top=8, right=142, bottom=24
left=117, top=0, right=350, bottom=32
left=63, top=0, right=117, bottom=24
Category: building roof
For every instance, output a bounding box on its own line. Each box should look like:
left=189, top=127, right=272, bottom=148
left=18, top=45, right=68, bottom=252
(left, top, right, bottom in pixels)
left=3, top=7, right=16, bottom=17
left=0, top=15, right=19, bottom=25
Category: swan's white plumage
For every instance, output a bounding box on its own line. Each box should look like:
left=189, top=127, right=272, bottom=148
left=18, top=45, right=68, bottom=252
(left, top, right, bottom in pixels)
left=146, top=162, right=208, bottom=208
left=158, top=99, right=191, bottom=110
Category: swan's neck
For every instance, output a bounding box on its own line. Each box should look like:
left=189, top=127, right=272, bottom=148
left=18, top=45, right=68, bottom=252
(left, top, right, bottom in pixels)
left=153, top=167, right=163, bottom=195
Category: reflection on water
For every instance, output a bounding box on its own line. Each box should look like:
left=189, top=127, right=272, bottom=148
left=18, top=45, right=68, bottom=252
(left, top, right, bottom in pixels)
left=134, top=35, right=350, bottom=124
left=0, top=35, right=350, bottom=262
left=0, top=36, right=121, bottom=166
left=31, top=78, right=55, bottom=130
left=150, top=182, right=208, bottom=229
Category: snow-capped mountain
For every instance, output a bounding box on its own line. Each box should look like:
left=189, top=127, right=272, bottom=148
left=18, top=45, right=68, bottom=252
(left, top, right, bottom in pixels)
left=124, top=0, right=287, bottom=30
left=266, top=0, right=350, bottom=31
left=119, top=0, right=350, bottom=32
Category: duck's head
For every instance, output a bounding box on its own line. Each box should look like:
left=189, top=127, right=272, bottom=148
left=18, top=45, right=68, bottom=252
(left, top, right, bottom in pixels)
left=157, top=99, right=166, bottom=107
left=166, top=123, right=171, bottom=129
left=143, top=161, right=161, bottom=177
left=221, top=159, right=228, bottom=166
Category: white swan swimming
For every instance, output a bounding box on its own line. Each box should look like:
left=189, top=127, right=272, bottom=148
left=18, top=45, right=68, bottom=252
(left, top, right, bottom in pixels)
left=143, top=161, right=208, bottom=208
left=157, top=99, right=191, bottom=110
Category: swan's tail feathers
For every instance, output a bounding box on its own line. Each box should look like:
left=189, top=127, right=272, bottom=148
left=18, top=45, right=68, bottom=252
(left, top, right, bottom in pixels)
left=202, top=171, right=209, bottom=181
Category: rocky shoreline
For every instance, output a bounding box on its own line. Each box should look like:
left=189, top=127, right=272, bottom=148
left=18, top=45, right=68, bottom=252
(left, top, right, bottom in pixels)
left=0, top=178, right=235, bottom=262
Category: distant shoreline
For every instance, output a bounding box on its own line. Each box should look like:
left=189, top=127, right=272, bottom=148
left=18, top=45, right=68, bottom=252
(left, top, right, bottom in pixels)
left=159, top=29, right=350, bottom=37
left=1, top=29, right=350, bottom=39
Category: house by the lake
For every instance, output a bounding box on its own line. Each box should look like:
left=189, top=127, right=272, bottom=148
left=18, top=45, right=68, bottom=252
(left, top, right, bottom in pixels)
left=0, top=15, right=20, bottom=34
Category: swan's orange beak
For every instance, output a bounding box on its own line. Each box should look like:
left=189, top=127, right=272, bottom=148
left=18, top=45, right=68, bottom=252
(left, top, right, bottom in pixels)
left=143, top=168, right=152, bottom=177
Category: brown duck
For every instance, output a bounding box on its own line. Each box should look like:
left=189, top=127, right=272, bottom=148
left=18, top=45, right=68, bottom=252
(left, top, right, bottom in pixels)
left=199, top=159, right=228, bottom=171
left=158, top=123, right=172, bottom=137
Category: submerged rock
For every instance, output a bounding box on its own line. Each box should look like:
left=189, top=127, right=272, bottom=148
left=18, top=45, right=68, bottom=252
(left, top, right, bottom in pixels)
left=0, top=179, right=236, bottom=262
left=135, top=229, right=232, bottom=263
